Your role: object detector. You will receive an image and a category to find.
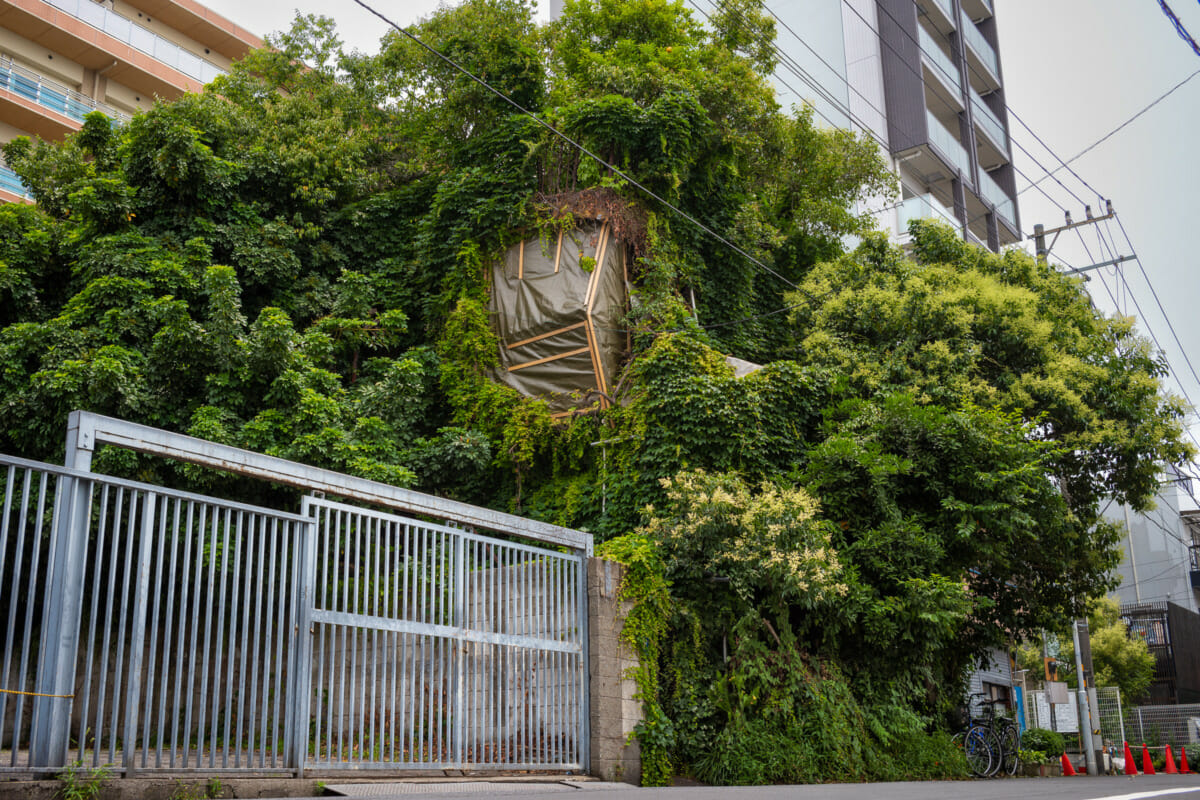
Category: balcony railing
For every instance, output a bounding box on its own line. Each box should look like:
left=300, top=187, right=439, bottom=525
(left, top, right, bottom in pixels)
left=0, top=161, right=31, bottom=199
left=0, top=58, right=128, bottom=125
left=918, top=25, right=961, bottom=96
left=928, top=0, right=954, bottom=21
left=42, top=0, right=226, bottom=84
left=977, top=167, right=1014, bottom=225
left=970, top=86, right=1007, bottom=150
left=926, top=110, right=969, bottom=177
left=958, top=13, right=999, bottom=78
left=898, top=193, right=958, bottom=234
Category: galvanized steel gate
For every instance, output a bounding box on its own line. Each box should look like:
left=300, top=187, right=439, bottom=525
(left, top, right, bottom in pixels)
left=0, top=412, right=590, bottom=777
left=300, top=498, right=588, bottom=771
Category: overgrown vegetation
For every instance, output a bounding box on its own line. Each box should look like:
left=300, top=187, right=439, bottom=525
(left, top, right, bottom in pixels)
left=1, top=0, right=1191, bottom=786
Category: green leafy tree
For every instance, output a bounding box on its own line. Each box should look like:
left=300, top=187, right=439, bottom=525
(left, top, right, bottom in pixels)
left=1018, top=596, right=1157, bottom=701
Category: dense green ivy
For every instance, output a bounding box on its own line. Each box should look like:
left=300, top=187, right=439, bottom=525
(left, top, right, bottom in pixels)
left=0, top=0, right=1188, bottom=786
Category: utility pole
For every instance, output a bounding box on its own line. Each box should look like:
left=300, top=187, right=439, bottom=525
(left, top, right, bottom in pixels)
left=1031, top=200, right=1135, bottom=276
left=1072, top=619, right=1099, bottom=775
left=1034, top=202, right=1129, bottom=775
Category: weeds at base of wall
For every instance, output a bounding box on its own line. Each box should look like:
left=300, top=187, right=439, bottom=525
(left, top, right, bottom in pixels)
left=55, top=762, right=111, bottom=800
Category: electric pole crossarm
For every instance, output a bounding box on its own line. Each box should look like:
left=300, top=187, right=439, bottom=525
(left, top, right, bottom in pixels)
left=1032, top=201, right=1116, bottom=262
left=1062, top=254, right=1137, bottom=276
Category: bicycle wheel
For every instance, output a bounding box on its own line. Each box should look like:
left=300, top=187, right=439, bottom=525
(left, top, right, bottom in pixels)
left=963, top=727, right=994, bottom=778
left=999, top=722, right=1020, bottom=775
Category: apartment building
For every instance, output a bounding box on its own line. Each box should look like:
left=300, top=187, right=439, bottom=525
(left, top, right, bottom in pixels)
left=764, top=0, right=1020, bottom=252
left=0, top=0, right=261, bottom=202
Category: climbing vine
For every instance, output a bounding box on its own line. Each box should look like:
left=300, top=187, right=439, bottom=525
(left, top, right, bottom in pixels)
left=595, top=533, right=672, bottom=786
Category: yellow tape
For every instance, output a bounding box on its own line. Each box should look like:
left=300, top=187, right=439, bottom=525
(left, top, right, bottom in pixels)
left=0, top=688, right=73, bottom=698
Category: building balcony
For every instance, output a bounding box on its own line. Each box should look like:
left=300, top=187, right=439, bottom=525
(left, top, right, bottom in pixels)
left=897, top=192, right=959, bottom=238
left=0, top=57, right=127, bottom=140
left=918, top=25, right=963, bottom=115
left=926, top=109, right=969, bottom=178
left=0, top=159, right=32, bottom=202
left=960, top=0, right=993, bottom=23
left=916, top=0, right=955, bottom=36
left=977, top=167, right=1014, bottom=227
left=895, top=110, right=969, bottom=188
left=44, top=0, right=225, bottom=83
left=970, top=87, right=1008, bottom=169
left=117, top=0, right=261, bottom=62
left=959, top=12, right=1001, bottom=93
left=0, top=0, right=225, bottom=99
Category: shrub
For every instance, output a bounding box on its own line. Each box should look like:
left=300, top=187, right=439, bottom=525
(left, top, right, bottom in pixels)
left=1021, top=727, right=1066, bottom=757
left=874, top=730, right=969, bottom=781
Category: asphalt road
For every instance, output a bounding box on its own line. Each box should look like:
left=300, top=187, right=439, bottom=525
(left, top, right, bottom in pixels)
left=293, top=775, right=1200, bottom=800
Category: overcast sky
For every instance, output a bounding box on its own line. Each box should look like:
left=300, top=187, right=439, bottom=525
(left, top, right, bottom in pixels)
left=203, top=0, right=1200, bottom=484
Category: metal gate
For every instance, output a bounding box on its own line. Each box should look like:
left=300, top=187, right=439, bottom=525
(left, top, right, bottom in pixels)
left=0, top=412, right=591, bottom=777
left=299, top=497, right=588, bottom=771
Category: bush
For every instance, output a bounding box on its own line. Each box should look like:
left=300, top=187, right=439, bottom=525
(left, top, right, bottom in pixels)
left=871, top=730, right=968, bottom=781
left=1021, top=727, right=1066, bottom=757
left=693, top=721, right=817, bottom=785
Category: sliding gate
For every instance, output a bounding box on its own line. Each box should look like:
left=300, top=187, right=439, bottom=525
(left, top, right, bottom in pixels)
left=300, top=497, right=588, bottom=771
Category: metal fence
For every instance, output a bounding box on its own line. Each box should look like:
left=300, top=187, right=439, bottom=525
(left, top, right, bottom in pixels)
left=1025, top=686, right=1125, bottom=747
left=0, top=455, right=308, bottom=774
left=0, top=441, right=590, bottom=776
left=1122, top=703, right=1200, bottom=747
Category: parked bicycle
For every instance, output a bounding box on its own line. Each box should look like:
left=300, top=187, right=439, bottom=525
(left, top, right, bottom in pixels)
left=954, top=693, right=1021, bottom=777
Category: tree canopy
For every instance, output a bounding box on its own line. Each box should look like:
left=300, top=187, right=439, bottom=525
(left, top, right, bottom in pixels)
left=0, top=0, right=1190, bottom=785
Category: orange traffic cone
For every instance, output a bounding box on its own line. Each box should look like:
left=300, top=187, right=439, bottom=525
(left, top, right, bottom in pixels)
left=1182, top=746, right=1193, bottom=774
left=1165, top=744, right=1179, bottom=774
left=1061, top=752, right=1078, bottom=776
left=1125, top=741, right=1139, bottom=775
left=1143, top=744, right=1157, bottom=775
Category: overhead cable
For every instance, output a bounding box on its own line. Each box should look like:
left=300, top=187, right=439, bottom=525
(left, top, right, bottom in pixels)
left=347, top=0, right=804, bottom=294
left=1157, top=0, right=1200, bottom=57
left=1019, top=68, right=1200, bottom=197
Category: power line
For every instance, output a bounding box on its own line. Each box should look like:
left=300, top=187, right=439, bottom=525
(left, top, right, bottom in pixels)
left=347, top=0, right=806, bottom=295
left=1113, top=213, right=1200, bottom=390
left=1157, top=0, right=1200, bottom=57
left=1006, top=109, right=1099, bottom=205
left=1018, top=68, right=1200, bottom=198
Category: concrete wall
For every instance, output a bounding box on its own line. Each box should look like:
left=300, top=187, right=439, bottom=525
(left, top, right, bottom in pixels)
left=587, top=557, right=641, bottom=784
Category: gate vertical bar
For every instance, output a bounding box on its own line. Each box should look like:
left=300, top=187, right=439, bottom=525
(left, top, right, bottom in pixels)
left=32, top=413, right=95, bottom=767
left=288, top=508, right=318, bottom=774
left=123, top=491, right=157, bottom=776
left=453, top=533, right=465, bottom=766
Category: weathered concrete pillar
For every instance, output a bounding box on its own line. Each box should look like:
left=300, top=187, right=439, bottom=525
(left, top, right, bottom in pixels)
left=587, top=557, right=642, bottom=784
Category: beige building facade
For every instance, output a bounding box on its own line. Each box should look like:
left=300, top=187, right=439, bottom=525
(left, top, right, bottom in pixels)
left=0, top=0, right=260, bottom=201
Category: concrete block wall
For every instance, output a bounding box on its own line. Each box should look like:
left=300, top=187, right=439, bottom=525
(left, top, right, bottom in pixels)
left=587, top=557, right=642, bottom=784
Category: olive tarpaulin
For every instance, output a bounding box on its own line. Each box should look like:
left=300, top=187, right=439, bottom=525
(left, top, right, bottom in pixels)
left=489, top=221, right=628, bottom=415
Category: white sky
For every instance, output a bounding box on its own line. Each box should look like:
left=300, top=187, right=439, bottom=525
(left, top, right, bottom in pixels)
left=204, top=0, right=1200, bottom=474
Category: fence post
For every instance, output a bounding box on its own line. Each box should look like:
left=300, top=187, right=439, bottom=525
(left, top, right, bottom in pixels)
left=122, top=491, right=157, bottom=776
left=1115, top=689, right=1125, bottom=747
left=453, top=533, right=465, bottom=767
left=1138, top=707, right=1145, bottom=743
left=30, top=414, right=95, bottom=767
left=288, top=504, right=319, bottom=774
